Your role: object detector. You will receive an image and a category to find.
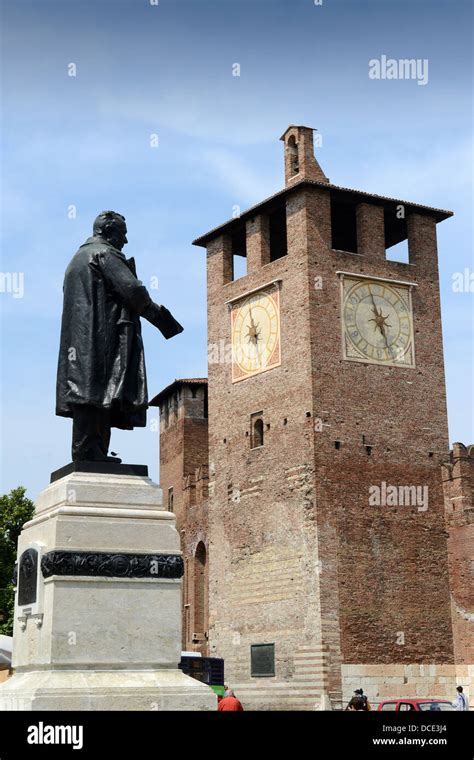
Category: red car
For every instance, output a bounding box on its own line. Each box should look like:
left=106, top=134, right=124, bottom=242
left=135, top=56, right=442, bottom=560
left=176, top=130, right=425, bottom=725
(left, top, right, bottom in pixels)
left=378, top=699, right=454, bottom=711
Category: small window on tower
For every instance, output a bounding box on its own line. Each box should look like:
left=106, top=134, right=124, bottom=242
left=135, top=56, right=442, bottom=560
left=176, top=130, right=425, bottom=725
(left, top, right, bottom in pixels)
left=250, top=412, right=264, bottom=448
left=384, top=206, right=410, bottom=263
left=269, top=206, right=288, bottom=261
left=231, top=226, right=247, bottom=281
left=386, top=239, right=409, bottom=263
left=331, top=198, right=358, bottom=254
left=168, top=487, right=174, bottom=512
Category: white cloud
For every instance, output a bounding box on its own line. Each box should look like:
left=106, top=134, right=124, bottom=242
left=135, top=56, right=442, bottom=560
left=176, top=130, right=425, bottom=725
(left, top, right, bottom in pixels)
left=190, top=147, right=279, bottom=206
left=97, top=88, right=293, bottom=147
left=346, top=137, right=472, bottom=208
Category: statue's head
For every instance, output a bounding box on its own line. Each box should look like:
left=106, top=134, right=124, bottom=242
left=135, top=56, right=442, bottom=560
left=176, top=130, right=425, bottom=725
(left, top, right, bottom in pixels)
left=93, top=211, right=128, bottom=251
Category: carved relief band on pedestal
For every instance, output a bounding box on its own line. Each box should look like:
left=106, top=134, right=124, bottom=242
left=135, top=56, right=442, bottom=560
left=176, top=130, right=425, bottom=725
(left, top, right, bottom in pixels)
left=40, top=551, right=184, bottom=580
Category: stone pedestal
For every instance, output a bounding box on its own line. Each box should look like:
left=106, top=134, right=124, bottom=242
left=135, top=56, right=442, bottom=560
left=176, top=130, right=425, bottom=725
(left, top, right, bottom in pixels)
left=0, top=469, right=216, bottom=710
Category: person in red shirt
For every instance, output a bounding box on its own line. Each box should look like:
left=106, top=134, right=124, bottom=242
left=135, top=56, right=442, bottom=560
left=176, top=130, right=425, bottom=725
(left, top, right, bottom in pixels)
left=217, top=689, right=244, bottom=711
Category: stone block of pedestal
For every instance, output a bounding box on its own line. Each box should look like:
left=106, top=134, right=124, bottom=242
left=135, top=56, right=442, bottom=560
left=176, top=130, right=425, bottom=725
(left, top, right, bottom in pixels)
left=0, top=468, right=216, bottom=711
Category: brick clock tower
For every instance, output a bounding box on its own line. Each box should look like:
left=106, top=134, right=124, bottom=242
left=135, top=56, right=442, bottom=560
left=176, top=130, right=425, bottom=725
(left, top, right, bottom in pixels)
left=188, top=125, right=472, bottom=709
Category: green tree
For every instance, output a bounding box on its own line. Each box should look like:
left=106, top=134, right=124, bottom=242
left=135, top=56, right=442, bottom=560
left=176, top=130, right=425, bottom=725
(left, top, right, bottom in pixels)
left=0, top=487, right=35, bottom=636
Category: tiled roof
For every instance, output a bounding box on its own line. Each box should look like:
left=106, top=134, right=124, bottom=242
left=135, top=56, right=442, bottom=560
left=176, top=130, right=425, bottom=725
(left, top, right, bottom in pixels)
left=192, top=178, right=453, bottom=247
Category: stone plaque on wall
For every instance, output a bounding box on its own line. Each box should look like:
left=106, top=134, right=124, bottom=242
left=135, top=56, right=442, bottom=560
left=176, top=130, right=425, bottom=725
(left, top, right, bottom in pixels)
left=250, top=643, right=275, bottom=677
left=17, top=548, right=39, bottom=607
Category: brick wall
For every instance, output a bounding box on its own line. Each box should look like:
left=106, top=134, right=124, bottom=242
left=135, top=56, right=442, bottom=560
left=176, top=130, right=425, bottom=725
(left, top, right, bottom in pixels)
left=157, top=381, right=209, bottom=653
left=442, top=442, right=474, bottom=665
left=205, top=193, right=340, bottom=708
left=305, top=190, right=454, bottom=666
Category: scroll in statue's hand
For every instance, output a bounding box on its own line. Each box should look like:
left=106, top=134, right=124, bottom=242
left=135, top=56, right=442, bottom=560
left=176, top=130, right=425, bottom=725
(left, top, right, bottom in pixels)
left=143, top=302, right=184, bottom=339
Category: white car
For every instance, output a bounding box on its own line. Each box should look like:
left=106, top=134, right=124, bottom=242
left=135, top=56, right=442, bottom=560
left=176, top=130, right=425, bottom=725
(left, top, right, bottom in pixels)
left=0, top=635, right=12, bottom=670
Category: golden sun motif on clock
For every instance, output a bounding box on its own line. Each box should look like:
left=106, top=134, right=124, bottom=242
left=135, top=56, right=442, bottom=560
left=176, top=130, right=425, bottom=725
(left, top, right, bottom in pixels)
left=341, top=276, right=415, bottom=368
left=231, top=287, right=281, bottom=382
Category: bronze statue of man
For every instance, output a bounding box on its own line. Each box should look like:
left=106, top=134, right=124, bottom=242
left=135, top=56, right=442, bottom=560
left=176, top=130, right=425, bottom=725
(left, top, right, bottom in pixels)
left=56, top=211, right=183, bottom=462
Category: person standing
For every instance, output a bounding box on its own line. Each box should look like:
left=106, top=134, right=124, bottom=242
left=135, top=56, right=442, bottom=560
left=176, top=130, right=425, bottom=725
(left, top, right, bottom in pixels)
left=346, top=688, right=370, bottom=711
left=217, top=688, right=244, bottom=711
left=452, top=685, right=469, bottom=711
left=347, top=697, right=366, bottom=711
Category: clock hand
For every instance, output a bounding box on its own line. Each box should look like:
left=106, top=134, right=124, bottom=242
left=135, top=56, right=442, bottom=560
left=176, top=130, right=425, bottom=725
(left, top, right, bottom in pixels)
left=247, top=305, right=260, bottom=344
left=368, top=286, right=376, bottom=310
left=368, top=297, right=390, bottom=339
left=368, top=288, right=380, bottom=335
left=367, top=287, right=392, bottom=353
left=249, top=305, right=256, bottom=328
left=254, top=342, right=261, bottom=365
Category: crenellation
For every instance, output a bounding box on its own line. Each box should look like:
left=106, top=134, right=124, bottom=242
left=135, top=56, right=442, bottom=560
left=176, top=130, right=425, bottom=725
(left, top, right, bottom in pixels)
left=356, top=203, right=385, bottom=262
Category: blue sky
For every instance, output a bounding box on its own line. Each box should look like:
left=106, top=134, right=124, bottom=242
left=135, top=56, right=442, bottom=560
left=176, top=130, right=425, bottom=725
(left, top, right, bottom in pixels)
left=1, top=0, right=472, bottom=500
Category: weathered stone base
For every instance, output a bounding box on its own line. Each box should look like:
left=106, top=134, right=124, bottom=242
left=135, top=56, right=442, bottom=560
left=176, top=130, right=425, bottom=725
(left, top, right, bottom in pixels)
left=216, top=658, right=473, bottom=711
left=222, top=645, right=338, bottom=711
left=342, top=663, right=473, bottom=709
left=0, top=668, right=215, bottom=711
left=224, top=681, right=333, bottom=711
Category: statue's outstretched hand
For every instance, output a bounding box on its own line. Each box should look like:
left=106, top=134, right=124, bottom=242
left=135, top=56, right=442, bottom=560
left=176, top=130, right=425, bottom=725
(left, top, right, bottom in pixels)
left=143, top=302, right=184, bottom=339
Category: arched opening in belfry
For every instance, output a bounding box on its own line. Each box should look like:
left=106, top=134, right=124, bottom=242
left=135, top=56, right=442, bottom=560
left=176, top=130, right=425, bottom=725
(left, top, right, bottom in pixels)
left=194, top=542, right=207, bottom=634
left=288, top=135, right=299, bottom=175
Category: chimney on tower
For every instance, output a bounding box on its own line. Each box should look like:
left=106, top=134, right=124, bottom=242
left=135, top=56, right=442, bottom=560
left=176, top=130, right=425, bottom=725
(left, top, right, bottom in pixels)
left=280, top=125, right=329, bottom=187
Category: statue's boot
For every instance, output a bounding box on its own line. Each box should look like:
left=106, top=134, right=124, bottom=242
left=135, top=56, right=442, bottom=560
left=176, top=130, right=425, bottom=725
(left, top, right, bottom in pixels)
left=95, top=454, right=123, bottom=464
left=73, top=442, right=122, bottom=464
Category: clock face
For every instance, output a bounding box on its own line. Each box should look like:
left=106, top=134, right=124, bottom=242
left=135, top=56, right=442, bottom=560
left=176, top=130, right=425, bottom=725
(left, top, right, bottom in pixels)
left=341, top=277, right=415, bottom=367
left=231, top=286, right=281, bottom=382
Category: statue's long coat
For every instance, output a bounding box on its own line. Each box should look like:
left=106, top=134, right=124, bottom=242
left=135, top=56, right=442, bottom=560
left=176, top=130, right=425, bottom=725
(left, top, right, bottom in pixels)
left=56, top=236, right=152, bottom=429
